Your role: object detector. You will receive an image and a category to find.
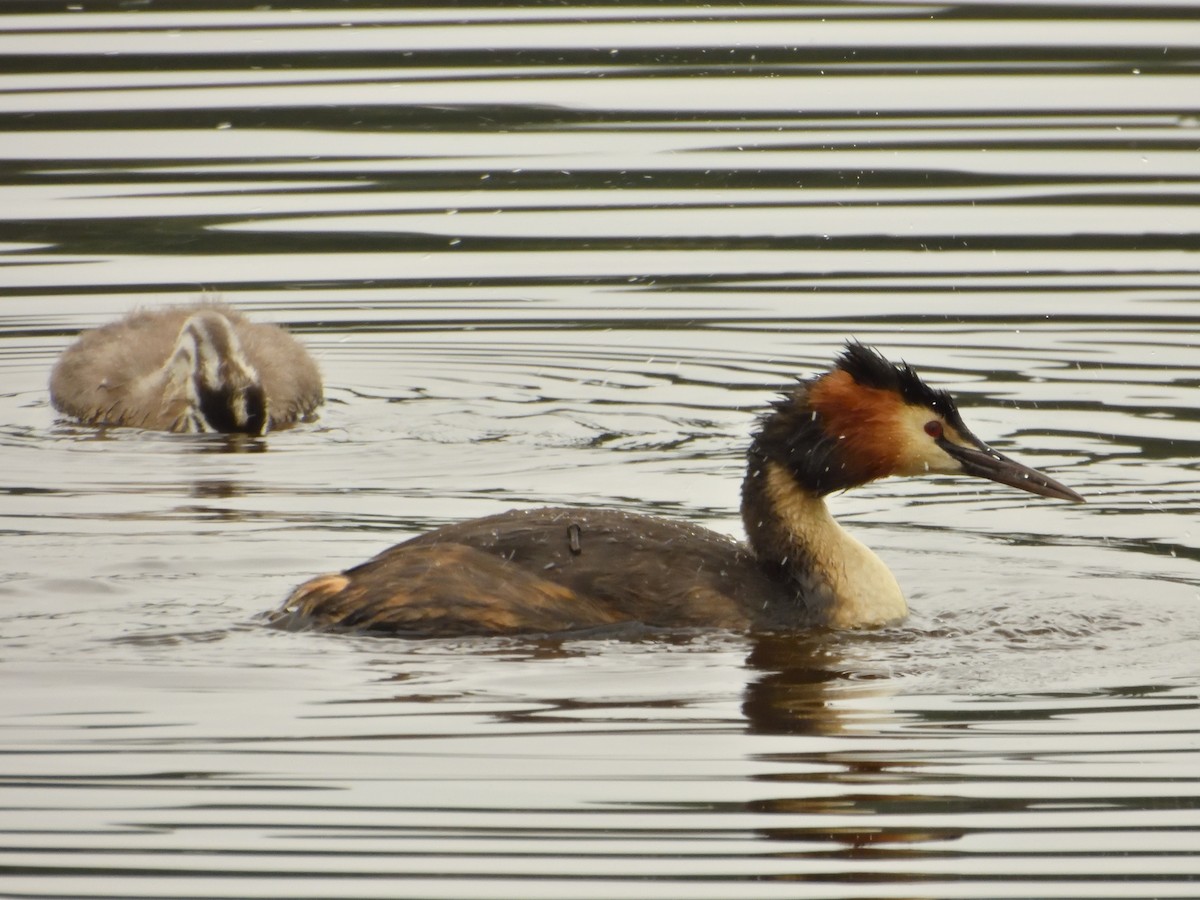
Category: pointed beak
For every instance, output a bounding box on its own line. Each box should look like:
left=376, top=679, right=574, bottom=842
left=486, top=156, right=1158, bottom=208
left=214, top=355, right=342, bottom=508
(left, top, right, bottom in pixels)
left=936, top=437, right=1085, bottom=503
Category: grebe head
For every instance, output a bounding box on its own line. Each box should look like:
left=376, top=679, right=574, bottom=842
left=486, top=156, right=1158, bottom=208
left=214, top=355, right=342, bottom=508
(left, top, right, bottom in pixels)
left=167, top=311, right=268, bottom=435
left=754, top=342, right=1084, bottom=502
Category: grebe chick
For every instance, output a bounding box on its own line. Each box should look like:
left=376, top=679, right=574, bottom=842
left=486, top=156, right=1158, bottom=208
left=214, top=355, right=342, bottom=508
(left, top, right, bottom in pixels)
left=50, top=303, right=322, bottom=434
left=276, top=343, right=1082, bottom=636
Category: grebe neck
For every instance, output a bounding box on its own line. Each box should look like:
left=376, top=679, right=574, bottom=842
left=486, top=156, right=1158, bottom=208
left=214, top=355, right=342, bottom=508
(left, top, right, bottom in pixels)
left=742, top=460, right=908, bottom=628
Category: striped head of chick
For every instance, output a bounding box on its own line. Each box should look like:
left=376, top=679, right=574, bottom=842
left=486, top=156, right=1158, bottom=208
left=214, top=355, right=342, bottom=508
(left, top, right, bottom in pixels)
left=169, top=310, right=268, bottom=435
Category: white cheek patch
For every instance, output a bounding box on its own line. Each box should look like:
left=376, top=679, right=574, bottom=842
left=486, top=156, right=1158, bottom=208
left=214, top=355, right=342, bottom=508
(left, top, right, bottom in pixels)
left=893, top=405, right=964, bottom=476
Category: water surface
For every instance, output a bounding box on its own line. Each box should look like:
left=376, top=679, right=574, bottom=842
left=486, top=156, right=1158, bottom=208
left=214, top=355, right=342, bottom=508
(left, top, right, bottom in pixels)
left=1, top=3, right=1199, bottom=898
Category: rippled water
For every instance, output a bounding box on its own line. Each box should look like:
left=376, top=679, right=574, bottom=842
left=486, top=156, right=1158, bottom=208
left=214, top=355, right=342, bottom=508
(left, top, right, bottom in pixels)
left=2, top=3, right=1199, bottom=898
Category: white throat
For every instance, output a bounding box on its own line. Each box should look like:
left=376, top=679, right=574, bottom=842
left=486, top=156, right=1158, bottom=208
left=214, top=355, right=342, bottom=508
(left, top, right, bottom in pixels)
left=763, top=462, right=908, bottom=628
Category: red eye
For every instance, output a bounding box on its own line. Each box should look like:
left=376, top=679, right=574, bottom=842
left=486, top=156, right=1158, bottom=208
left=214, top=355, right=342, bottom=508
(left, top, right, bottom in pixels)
left=924, top=420, right=943, bottom=438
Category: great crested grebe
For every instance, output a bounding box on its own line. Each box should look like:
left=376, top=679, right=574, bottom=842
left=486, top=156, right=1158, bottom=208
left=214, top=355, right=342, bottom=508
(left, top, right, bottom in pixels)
left=274, top=343, right=1083, bottom=635
left=50, top=303, right=322, bottom=434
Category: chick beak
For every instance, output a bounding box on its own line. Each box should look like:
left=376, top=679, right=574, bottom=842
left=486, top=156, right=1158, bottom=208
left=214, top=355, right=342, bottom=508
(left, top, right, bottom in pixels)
left=936, top=436, right=1085, bottom=503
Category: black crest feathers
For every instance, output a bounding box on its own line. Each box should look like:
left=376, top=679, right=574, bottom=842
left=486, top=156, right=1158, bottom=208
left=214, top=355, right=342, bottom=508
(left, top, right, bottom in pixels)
left=835, top=341, right=967, bottom=432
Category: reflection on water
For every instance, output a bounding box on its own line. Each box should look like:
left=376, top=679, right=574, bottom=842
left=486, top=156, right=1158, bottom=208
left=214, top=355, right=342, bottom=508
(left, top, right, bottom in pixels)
left=1, top=2, right=1199, bottom=898
left=5, top=631, right=1199, bottom=898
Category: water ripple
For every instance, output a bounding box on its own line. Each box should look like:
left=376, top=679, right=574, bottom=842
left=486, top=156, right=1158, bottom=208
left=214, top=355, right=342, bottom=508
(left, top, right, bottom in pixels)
left=2, top=3, right=1199, bottom=898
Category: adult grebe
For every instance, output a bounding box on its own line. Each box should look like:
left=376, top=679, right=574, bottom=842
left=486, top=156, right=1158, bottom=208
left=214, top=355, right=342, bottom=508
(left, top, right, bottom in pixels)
left=275, top=343, right=1082, bottom=635
left=50, top=303, right=322, bottom=434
